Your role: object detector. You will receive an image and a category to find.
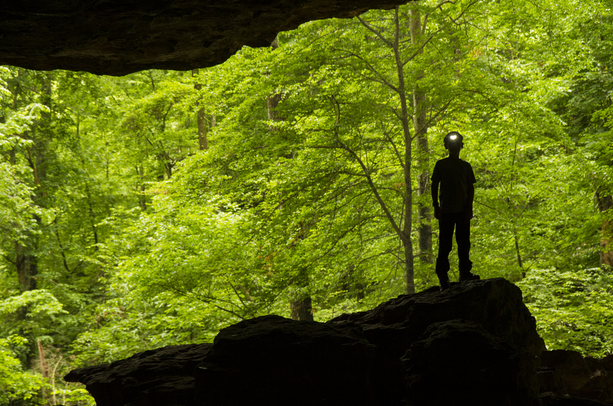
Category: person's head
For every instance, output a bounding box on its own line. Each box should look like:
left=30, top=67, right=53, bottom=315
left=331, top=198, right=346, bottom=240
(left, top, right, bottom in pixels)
left=443, top=131, right=463, bottom=153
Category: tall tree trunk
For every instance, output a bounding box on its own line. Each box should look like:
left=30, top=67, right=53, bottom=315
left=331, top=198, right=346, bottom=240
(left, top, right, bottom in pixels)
left=267, top=37, right=283, bottom=126
left=409, top=7, right=433, bottom=265
left=84, top=182, right=99, bottom=249
left=16, top=73, right=51, bottom=292
left=197, top=108, right=208, bottom=150
left=267, top=36, right=313, bottom=318
left=392, top=8, right=415, bottom=294
left=597, top=192, right=613, bottom=268
left=289, top=266, right=313, bottom=321
left=288, top=243, right=314, bottom=320
left=288, top=233, right=314, bottom=321
left=15, top=241, right=37, bottom=291
left=193, top=69, right=209, bottom=150
left=513, top=231, right=525, bottom=278
left=137, top=165, right=147, bottom=211
left=267, top=93, right=283, bottom=124
left=6, top=70, right=52, bottom=369
left=290, top=298, right=313, bottom=321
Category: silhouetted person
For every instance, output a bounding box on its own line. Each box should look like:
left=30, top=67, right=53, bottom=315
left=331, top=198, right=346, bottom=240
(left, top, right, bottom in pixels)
left=431, top=131, right=479, bottom=290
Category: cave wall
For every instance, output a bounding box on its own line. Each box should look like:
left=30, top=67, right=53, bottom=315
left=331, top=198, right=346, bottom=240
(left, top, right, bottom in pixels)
left=0, top=0, right=409, bottom=75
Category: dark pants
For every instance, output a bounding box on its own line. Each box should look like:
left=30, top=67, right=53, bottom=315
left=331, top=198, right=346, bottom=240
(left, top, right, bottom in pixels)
left=436, top=212, right=472, bottom=278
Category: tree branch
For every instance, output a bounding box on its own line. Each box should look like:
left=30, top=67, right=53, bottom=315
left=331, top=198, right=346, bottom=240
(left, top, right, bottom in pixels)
left=356, top=14, right=394, bottom=48
left=339, top=50, right=399, bottom=93
left=329, top=96, right=402, bottom=238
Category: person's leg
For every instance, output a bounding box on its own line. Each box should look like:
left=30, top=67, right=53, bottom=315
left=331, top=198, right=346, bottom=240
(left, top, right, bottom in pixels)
left=456, top=217, right=477, bottom=280
left=436, top=214, right=455, bottom=288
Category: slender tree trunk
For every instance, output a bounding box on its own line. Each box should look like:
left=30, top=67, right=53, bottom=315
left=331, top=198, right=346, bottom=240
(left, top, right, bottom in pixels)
left=289, top=250, right=314, bottom=320
left=289, top=265, right=313, bottom=321
left=7, top=70, right=52, bottom=369
left=197, top=108, right=208, bottom=150
left=392, top=8, right=415, bottom=294
left=33, top=74, right=51, bottom=196
left=409, top=7, right=433, bottom=265
left=513, top=231, right=525, bottom=278
left=137, top=165, right=147, bottom=211
left=353, top=265, right=365, bottom=301
left=84, top=183, right=99, bottom=249
left=193, top=69, right=209, bottom=150
left=267, top=37, right=284, bottom=127
left=9, top=74, right=39, bottom=293
left=16, top=74, right=51, bottom=292
left=267, top=36, right=314, bottom=318
left=597, top=192, right=613, bottom=268
left=267, top=93, right=283, bottom=123
left=15, top=241, right=37, bottom=291
left=288, top=233, right=314, bottom=320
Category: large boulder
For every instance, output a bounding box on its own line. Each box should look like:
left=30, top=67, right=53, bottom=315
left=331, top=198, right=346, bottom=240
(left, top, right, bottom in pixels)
left=330, top=278, right=546, bottom=357
left=194, top=315, right=379, bottom=406
left=403, top=319, right=540, bottom=406
left=65, top=278, right=608, bottom=406
left=64, top=344, right=212, bottom=406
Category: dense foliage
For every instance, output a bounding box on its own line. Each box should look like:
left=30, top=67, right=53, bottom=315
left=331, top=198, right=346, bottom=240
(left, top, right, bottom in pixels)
left=1, top=0, right=613, bottom=404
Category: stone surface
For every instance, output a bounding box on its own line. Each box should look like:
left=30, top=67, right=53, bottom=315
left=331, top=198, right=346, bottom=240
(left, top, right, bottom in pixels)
left=195, top=315, right=380, bottom=406
left=539, top=350, right=613, bottom=404
left=0, top=0, right=409, bottom=75
left=545, top=399, right=613, bottom=406
left=403, top=319, right=540, bottom=406
left=64, top=343, right=212, bottom=406
left=329, top=277, right=547, bottom=359
left=65, top=278, right=611, bottom=406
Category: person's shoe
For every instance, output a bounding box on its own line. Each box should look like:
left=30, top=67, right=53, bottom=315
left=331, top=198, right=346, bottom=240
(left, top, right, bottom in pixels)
left=459, top=272, right=480, bottom=282
left=437, top=274, right=451, bottom=291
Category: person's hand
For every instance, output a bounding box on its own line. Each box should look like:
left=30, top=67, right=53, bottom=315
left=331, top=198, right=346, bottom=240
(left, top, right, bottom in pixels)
left=463, top=207, right=473, bottom=222
left=434, top=206, right=442, bottom=220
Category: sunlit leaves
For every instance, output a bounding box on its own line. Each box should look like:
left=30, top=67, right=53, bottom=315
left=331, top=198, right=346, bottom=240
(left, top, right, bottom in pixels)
left=0, top=336, right=44, bottom=404
left=519, top=267, right=613, bottom=356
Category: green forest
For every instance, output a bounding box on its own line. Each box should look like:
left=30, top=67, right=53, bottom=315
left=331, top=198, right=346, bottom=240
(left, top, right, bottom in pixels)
left=2, top=0, right=613, bottom=404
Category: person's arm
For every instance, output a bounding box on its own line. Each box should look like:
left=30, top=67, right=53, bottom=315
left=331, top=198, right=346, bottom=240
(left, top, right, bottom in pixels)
left=464, top=182, right=474, bottom=222
left=431, top=179, right=441, bottom=220
left=464, top=163, right=476, bottom=222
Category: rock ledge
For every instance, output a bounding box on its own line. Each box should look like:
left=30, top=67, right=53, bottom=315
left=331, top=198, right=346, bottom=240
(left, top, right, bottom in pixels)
left=0, top=0, right=408, bottom=75
left=65, top=278, right=612, bottom=406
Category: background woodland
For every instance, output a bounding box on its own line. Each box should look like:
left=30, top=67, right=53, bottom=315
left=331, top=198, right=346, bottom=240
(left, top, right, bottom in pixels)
left=1, top=0, right=613, bottom=404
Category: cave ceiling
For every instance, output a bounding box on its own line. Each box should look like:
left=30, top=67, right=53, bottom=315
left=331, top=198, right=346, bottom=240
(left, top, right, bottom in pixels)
left=0, top=0, right=410, bottom=76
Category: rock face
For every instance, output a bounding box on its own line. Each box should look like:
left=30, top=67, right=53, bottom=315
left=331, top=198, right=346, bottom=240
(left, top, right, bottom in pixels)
left=330, top=278, right=546, bottom=358
left=64, top=344, right=212, bottom=406
left=0, top=0, right=408, bottom=75
left=64, top=278, right=611, bottom=406
left=195, top=315, right=380, bottom=406
left=403, top=319, right=540, bottom=406
left=539, top=350, right=613, bottom=405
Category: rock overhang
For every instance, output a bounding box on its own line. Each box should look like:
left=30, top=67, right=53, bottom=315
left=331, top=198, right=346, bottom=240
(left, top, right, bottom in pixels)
left=0, top=0, right=410, bottom=76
